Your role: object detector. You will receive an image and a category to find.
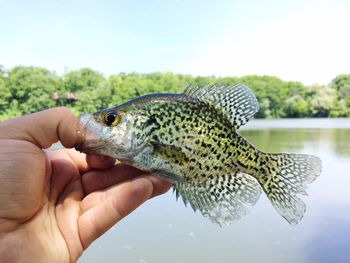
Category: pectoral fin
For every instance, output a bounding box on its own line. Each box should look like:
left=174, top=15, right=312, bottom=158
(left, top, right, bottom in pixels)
left=150, top=139, right=188, bottom=182
left=151, top=139, right=189, bottom=166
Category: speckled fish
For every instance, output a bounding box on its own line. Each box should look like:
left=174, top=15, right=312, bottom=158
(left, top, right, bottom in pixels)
left=75, top=84, right=322, bottom=225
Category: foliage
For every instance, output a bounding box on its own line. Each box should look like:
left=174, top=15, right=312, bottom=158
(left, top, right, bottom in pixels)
left=4, top=66, right=60, bottom=116
left=330, top=74, right=350, bottom=117
left=0, top=66, right=349, bottom=121
left=0, top=77, right=11, bottom=113
left=284, top=95, right=310, bottom=117
left=309, top=85, right=336, bottom=117
left=63, top=68, right=105, bottom=92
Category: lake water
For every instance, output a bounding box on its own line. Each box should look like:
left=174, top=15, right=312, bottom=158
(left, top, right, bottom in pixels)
left=79, top=118, right=350, bottom=263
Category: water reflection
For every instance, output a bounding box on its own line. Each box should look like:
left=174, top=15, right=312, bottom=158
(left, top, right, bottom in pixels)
left=331, top=129, right=350, bottom=157
left=240, top=128, right=350, bottom=157
left=79, top=121, right=350, bottom=263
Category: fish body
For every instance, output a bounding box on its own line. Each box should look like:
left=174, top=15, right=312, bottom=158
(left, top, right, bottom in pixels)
left=76, top=84, right=322, bottom=225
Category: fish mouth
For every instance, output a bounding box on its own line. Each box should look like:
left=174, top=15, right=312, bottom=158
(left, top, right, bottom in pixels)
left=75, top=113, right=106, bottom=154
left=75, top=140, right=106, bottom=154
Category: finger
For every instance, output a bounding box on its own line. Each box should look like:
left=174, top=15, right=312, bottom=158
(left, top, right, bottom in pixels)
left=147, top=175, right=172, bottom=197
left=80, top=175, right=171, bottom=213
left=46, top=149, right=88, bottom=201
left=0, top=107, right=79, bottom=149
left=82, top=163, right=145, bottom=194
left=85, top=154, right=116, bottom=170
left=47, top=149, right=114, bottom=176
left=78, top=177, right=153, bottom=249
left=46, top=148, right=90, bottom=174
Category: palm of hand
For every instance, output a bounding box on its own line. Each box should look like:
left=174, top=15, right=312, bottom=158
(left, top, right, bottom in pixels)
left=0, top=108, right=170, bottom=263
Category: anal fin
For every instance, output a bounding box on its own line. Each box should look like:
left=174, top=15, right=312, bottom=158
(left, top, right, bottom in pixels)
left=173, top=173, right=262, bottom=225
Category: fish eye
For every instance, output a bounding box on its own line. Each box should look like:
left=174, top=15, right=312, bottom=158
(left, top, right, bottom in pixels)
left=104, top=112, right=121, bottom=126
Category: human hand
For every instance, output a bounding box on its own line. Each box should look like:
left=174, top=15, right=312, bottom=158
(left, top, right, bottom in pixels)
left=0, top=107, right=171, bottom=263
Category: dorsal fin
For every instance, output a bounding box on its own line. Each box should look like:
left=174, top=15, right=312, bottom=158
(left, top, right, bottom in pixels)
left=184, top=84, right=259, bottom=129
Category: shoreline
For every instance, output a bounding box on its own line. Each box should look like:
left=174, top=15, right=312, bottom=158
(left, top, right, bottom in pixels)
left=241, top=118, right=350, bottom=130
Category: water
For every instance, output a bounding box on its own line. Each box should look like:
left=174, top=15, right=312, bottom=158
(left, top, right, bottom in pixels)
left=79, top=119, right=350, bottom=263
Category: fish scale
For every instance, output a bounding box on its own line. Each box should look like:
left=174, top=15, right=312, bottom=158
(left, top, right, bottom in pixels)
left=76, top=83, right=322, bottom=225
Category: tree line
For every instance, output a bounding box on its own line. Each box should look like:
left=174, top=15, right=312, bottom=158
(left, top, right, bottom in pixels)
left=0, top=65, right=349, bottom=121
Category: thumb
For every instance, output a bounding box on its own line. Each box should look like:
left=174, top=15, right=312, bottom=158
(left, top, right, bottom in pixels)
left=0, top=107, right=79, bottom=149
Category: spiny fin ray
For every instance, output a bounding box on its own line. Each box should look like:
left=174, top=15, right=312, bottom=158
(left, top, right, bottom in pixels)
left=184, top=84, right=259, bottom=129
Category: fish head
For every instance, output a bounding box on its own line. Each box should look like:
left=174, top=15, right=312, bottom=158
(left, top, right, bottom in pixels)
left=75, top=108, right=142, bottom=160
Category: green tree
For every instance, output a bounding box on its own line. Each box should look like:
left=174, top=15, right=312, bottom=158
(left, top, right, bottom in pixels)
left=331, top=74, right=350, bottom=91
left=0, top=65, right=5, bottom=78
left=192, top=76, right=213, bottom=87
left=284, top=95, right=310, bottom=117
left=73, top=81, right=113, bottom=113
left=330, top=74, right=350, bottom=116
left=6, top=66, right=60, bottom=115
left=0, top=79, right=11, bottom=112
left=330, top=100, right=349, bottom=117
left=63, top=68, right=105, bottom=92
left=309, top=85, right=336, bottom=117
left=62, top=68, right=107, bottom=111
left=239, top=75, right=290, bottom=118
left=1, top=64, right=349, bottom=120
left=113, top=73, right=144, bottom=101
left=214, top=76, right=240, bottom=86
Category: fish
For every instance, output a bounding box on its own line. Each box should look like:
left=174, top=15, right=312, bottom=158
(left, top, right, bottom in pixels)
left=75, top=84, right=322, bottom=225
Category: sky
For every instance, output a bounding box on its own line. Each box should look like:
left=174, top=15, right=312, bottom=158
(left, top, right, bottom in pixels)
left=1, top=0, right=350, bottom=85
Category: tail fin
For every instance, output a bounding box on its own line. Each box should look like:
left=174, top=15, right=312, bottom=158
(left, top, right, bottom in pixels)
left=257, top=153, right=322, bottom=225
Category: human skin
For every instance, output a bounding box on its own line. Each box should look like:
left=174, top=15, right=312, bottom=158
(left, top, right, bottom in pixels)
left=0, top=107, right=171, bottom=263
